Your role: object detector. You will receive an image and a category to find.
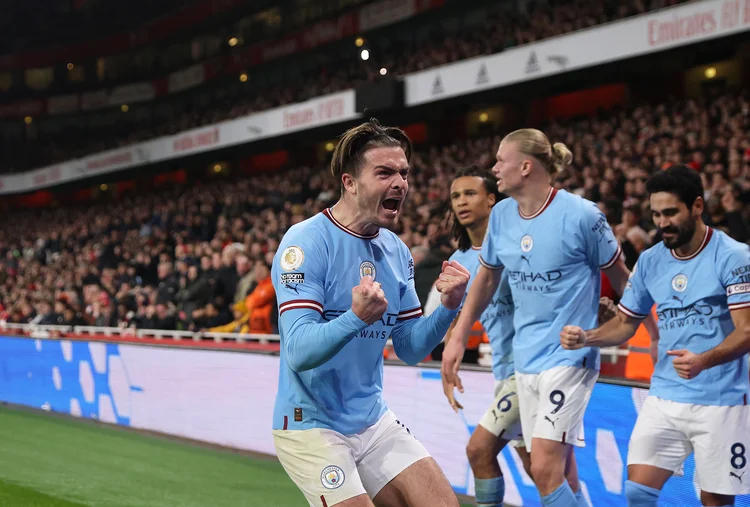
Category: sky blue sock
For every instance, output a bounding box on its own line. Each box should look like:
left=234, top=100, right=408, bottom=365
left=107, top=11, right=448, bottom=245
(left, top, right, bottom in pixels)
left=541, top=481, right=578, bottom=507
left=574, top=488, right=589, bottom=507
left=474, top=476, right=505, bottom=507
left=624, top=480, right=659, bottom=507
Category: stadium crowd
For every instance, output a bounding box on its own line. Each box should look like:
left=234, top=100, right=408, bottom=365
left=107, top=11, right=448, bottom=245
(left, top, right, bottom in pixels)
left=5, top=0, right=687, bottom=172
left=0, top=89, right=748, bottom=333
left=0, top=0, right=187, bottom=55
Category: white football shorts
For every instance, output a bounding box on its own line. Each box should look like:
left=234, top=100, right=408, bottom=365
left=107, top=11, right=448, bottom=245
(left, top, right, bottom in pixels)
left=515, top=366, right=598, bottom=451
left=628, top=396, right=750, bottom=495
left=272, top=410, right=431, bottom=507
left=478, top=375, right=525, bottom=446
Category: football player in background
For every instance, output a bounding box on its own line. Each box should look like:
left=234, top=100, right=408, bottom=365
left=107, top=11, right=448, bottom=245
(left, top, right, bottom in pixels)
left=444, top=128, right=657, bottom=507
left=440, top=165, right=529, bottom=507
left=561, top=165, right=750, bottom=507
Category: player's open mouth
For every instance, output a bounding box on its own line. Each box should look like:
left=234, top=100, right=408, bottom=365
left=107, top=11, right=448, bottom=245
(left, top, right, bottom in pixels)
left=382, top=198, right=401, bottom=215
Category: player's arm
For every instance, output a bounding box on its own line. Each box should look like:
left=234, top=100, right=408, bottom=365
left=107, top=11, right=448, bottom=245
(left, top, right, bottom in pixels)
left=274, top=241, right=370, bottom=372
left=439, top=313, right=464, bottom=410
left=451, top=208, right=503, bottom=347
left=586, top=202, right=660, bottom=345
left=390, top=304, right=459, bottom=365
left=442, top=312, right=460, bottom=345
left=603, top=256, right=660, bottom=346
left=561, top=311, right=643, bottom=349
left=439, top=262, right=501, bottom=393
left=696, top=307, right=750, bottom=369
left=280, top=308, right=368, bottom=372
left=563, top=256, right=655, bottom=351
left=669, top=244, right=750, bottom=378
left=390, top=260, right=468, bottom=365
left=450, top=264, right=501, bottom=347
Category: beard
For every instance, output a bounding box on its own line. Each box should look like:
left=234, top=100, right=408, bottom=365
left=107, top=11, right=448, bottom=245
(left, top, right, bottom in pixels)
left=659, top=219, right=696, bottom=249
left=357, top=193, right=401, bottom=231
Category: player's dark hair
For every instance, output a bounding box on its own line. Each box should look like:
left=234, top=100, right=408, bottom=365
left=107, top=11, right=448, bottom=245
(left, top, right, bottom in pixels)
left=330, top=118, right=412, bottom=191
left=646, top=164, right=704, bottom=208
left=448, top=165, right=506, bottom=252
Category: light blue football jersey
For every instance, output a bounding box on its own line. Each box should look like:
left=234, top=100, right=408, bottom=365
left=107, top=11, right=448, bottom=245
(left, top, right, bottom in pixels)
left=272, top=209, right=430, bottom=435
left=450, top=246, right=514, bottom=381
left=479, top=188, right=621, bottom=375
left=619, top=227, right=750, bottom=406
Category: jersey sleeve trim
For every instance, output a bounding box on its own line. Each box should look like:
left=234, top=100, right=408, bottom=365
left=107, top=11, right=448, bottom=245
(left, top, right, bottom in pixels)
left=478, top=255, right=503, bottom=270
left=279, top=299, right=324, bottom=315
left=728, top=301, right=750, bottom=311
left=618, top=302, right=647, bottom=320
left=397, top=306, right=423, bottom=321
left=600, top=244, right=623, bottom=269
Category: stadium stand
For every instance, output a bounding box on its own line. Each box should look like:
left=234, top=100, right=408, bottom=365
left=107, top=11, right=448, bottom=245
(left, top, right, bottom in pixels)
left=0, top=89, right=747, bottom=338
left=0, top=0, right=688, bottom=173
left=0, top=0, right=193, bottom=54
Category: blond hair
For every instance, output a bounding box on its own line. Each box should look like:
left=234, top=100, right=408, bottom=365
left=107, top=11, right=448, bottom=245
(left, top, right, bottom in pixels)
left=502, top=128, right=573, bottom=174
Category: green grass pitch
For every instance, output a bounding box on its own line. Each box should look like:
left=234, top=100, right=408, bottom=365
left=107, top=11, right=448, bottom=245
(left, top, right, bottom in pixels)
left=0, top=406, right=475, bottom=506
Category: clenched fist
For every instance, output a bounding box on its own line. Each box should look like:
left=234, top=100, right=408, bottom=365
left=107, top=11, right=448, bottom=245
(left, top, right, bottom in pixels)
left=352, top=276, right=388, bottom=325
left=560, top=325, right=587, bottom=350
left=436, top=260, right=471, bottom=310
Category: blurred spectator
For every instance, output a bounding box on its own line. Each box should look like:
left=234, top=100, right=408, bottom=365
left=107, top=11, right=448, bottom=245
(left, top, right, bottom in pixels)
left=209, top=302, right=250, bottom=334
left=243, top=260, right=275, bottom=335
left=0, top=89, right=747, bottom=335
left=213, top=243, right=244, bottom=309
left=175, top=264, right=212, bottom=328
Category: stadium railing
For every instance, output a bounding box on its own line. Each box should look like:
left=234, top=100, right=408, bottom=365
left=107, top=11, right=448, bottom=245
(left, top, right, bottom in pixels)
left=0, top=321, right=632, bottom=367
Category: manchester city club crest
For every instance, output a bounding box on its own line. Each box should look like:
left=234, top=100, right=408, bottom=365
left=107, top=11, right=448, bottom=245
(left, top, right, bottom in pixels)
left=321, top=465, right=345, bottom=489
left=671, top=273, right=688, bottom=292
left=280, top=246, right=304, bottom=271
left=521, top=235, right=534, bottom=252
left=360, top=261, right=376, bottom=280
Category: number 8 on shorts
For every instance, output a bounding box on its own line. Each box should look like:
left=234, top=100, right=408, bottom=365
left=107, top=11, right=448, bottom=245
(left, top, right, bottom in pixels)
left=731, top=443, right=746, bottom=471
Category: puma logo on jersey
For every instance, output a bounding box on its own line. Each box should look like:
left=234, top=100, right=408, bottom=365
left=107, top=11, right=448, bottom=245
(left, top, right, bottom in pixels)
left=284, top=284, right=300, bottom=294
left=544, top=415, right=558, bottom=428
left=730, top=471, right=745, bottom=483
left=521, top=255, right=532, bottom=267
